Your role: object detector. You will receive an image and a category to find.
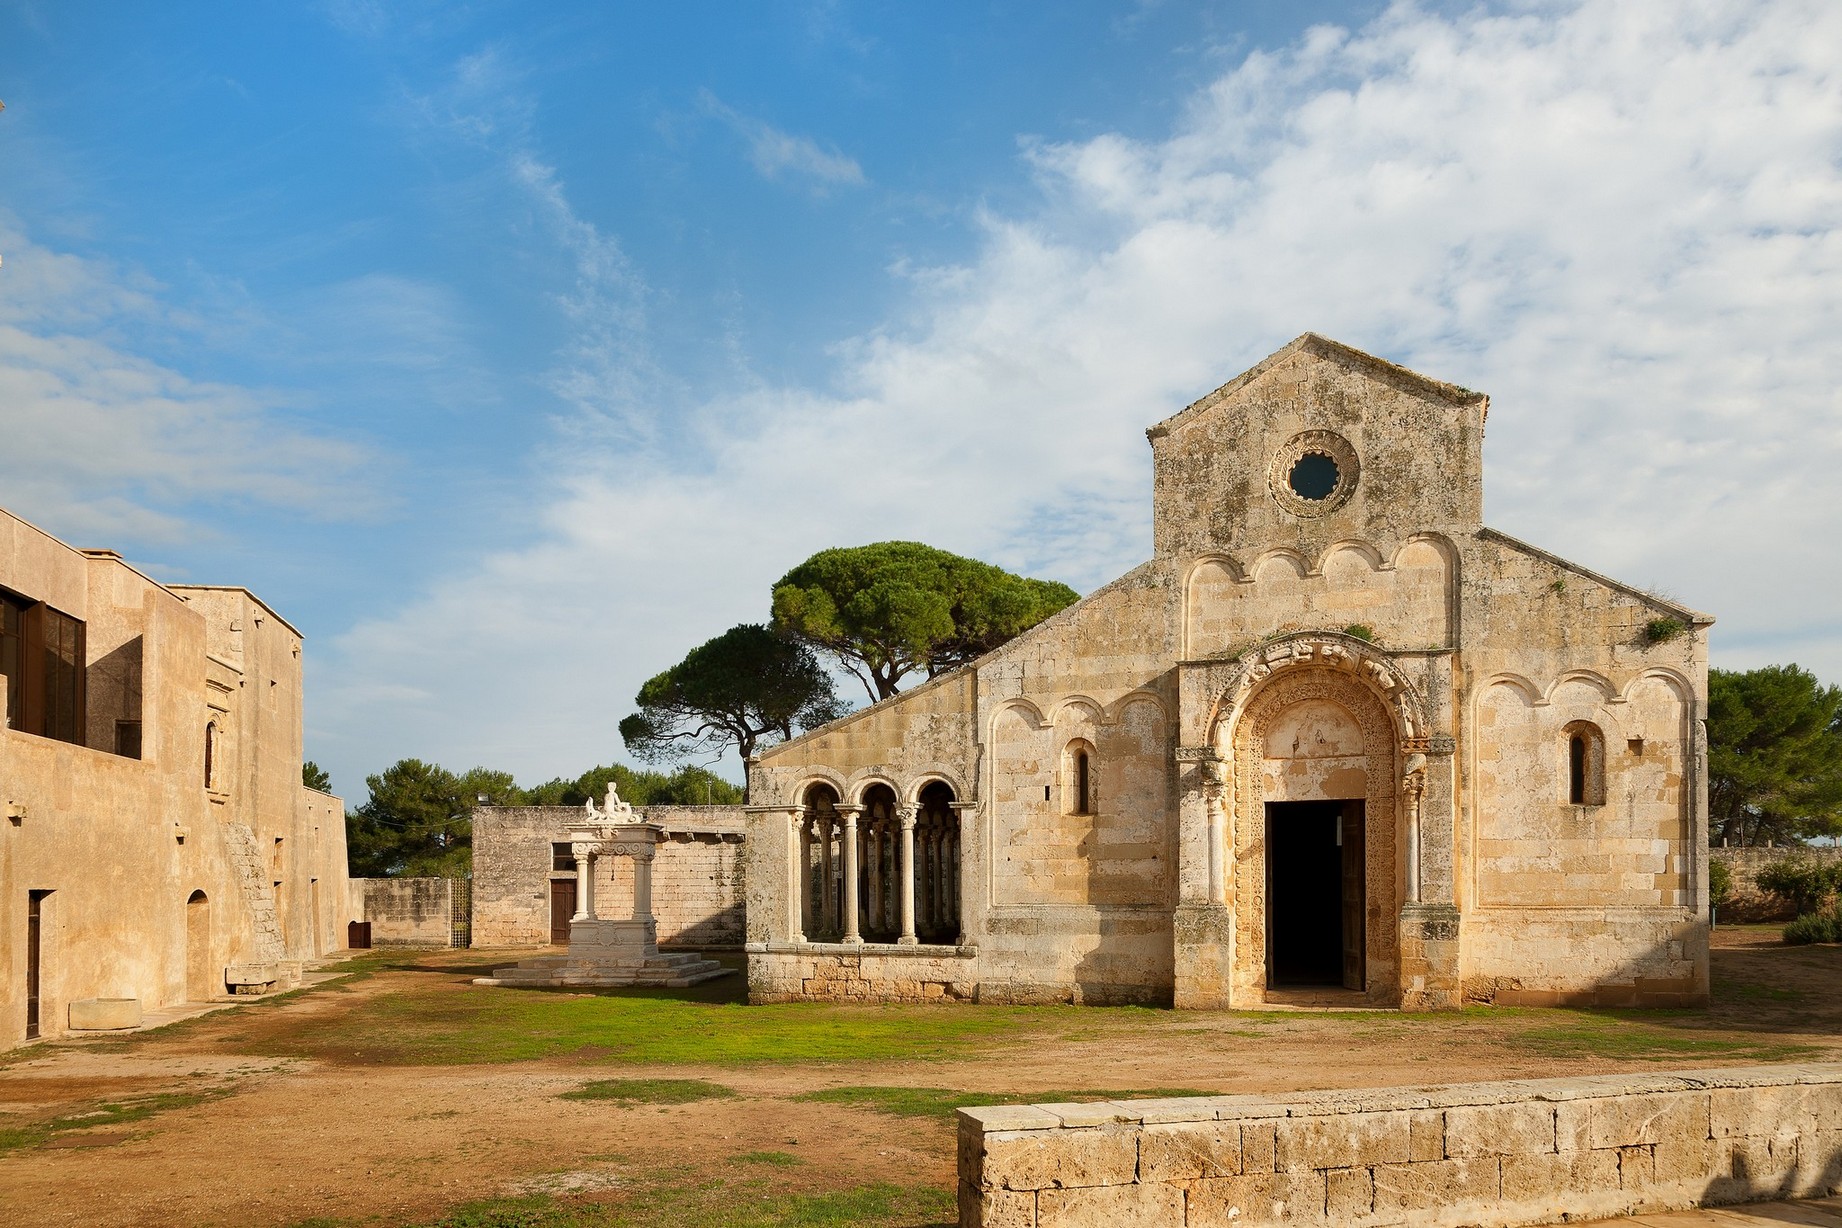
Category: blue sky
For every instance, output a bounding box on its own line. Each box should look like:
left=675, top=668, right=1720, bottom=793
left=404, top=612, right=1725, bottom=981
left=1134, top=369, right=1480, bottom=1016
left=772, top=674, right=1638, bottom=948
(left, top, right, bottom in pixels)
left=2, top=0, right=1839, bottom=801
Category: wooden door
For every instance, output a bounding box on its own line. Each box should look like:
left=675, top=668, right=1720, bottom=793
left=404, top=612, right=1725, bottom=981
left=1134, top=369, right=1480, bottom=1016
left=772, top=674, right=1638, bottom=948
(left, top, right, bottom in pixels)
left=549, top=879, right=576, bottom=945
left=1340, top=802, right=1366, bottom=991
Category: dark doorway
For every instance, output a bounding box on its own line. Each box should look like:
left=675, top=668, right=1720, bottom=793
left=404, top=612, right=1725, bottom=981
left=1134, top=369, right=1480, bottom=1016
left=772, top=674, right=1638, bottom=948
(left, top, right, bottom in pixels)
left=26, top=890, right=49, bottom=1039
left=549, top=879, right=577, bottom=944
left=1265, top=801, right=1365, bottom=990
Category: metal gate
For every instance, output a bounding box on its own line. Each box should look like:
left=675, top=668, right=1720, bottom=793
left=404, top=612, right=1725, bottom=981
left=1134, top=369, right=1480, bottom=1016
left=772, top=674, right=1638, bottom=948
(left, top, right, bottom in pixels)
left=449, top=876, right=472, bottom=949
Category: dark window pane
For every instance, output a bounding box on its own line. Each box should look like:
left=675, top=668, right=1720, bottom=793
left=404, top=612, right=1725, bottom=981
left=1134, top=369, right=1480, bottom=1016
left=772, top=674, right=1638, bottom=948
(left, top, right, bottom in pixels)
left=116, top=720, right=142, bottom=759
left=552, top=842, right=577, bottom=872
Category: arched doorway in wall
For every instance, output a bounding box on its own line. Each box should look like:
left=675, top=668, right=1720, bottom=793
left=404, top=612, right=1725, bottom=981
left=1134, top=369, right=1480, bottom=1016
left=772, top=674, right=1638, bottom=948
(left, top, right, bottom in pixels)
left=185, top=890, right=213, bottom=1002
left=798, top=783, right=842, bottom=940
left=1227, top=666, right=1402, bottom=1003
left=858, top=784, right=900, bottom=942
left=915, top=781, right=961, bottom=945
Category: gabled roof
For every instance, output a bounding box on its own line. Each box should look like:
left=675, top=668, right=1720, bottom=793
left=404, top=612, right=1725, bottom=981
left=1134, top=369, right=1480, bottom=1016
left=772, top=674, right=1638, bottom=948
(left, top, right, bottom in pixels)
left=1147, top=333, right=1489, bottom=440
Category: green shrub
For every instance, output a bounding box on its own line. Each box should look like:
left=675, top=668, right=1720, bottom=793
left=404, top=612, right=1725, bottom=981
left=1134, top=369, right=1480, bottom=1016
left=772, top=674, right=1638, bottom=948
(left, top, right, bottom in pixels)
left=1644, top=617, right=1687, bottom=645
left=1756, top=858, right=1842, bottom=916
left=1784, top=906, right=1842, bottom=945
left=1343, top=624, right=1375, bottom=642
left=1709, top=859, right=1733, bottom=910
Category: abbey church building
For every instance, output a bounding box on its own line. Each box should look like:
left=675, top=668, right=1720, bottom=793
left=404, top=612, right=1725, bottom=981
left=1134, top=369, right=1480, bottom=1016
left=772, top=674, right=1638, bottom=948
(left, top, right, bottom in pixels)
left=743, top=334, right=1711, bottom=1011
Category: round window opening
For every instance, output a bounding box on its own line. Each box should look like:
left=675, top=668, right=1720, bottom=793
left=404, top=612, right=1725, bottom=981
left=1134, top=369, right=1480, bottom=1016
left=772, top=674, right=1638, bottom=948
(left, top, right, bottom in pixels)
left=1287, top=452, right=1340, bottom=501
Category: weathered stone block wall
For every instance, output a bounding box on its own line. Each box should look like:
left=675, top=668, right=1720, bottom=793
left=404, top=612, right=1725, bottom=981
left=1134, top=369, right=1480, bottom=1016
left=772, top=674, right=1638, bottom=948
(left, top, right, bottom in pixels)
left=958, top=1066, right=1842, bottom=1227
left=357, top=878, right=453, bottom=947
left=1711, top=846, right=1842, bottom=921
left=472, top=805, right=745, bottom=949
left=748, top=944, right=978, bottom=1003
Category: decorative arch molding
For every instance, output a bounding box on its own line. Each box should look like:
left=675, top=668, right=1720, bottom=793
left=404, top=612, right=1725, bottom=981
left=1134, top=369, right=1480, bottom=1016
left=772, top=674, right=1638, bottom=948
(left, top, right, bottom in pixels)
left=1391, top=532, right=1459, bottom=571
left=1108, top=688, right=1172, bottom=724
left=1320, top=539, right=1389, bottom=572
left=1249, top=547, right=1312, bottom=580
left=1203, top=632, right=1430, bottom=752
left=1545, top=669, right=1621, bottom=705
left=1184, top=552, right=1246, bottom=589
left=902, top=766, right=969, bottom=804
left=1047, top=694, right=1107, bottom=726
left=786, top=768, right=847, bottom=805
left=1478, top=672, right=1543, bottom=707
left=1624, top=667, right=1695, bottom=705
left=844, top=770, right=902, bottom=805
left=989, top=696, right=1048, bottom=733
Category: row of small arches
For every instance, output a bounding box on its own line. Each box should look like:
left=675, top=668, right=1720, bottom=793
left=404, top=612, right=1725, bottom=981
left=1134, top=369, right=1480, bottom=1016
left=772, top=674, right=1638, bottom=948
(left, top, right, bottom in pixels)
left=1184, top=534, right=1457, bottom=587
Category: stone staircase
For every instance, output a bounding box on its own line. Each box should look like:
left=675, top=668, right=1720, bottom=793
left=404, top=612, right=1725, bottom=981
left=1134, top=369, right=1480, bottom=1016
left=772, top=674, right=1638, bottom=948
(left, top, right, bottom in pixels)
left=475, top=949, right=731, bottom=989
left=223, top=820, right=285, bottom=962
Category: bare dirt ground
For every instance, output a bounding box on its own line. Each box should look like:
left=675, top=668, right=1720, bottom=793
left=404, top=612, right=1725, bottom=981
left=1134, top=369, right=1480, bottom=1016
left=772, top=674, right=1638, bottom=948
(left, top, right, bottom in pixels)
left=1, top=925, right=1837, bottom=1227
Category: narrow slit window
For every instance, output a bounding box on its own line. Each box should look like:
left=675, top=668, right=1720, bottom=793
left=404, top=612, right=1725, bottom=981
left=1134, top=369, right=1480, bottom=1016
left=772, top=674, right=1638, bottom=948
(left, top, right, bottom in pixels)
left=1562, top=721, right=1606, bottom=806
left=1569, top=735, right=1587, bottom=805
left=1075, top=748, right=1091, bottom=815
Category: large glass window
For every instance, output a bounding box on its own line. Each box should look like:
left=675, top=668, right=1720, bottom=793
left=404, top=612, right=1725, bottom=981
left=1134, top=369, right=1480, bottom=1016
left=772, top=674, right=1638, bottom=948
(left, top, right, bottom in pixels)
left=0, top=593, right=20, bottom=729
left=0, top=587, right=86, bottom=746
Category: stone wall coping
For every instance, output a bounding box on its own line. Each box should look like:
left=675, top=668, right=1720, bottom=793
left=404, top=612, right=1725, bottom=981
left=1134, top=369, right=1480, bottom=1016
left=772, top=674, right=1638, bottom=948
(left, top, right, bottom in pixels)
left=958, top=1064, right=1842, bottom=1133
left=750, top=940, right=977, bottom=958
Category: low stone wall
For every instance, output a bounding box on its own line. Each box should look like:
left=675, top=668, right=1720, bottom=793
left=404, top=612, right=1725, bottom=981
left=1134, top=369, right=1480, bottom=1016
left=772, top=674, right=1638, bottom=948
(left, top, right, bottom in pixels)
left=748, top=943, right=978, bottom=1003
left=1711, top=846, right=1842, bottom=922
left=957, top=1065, right=1842, bottom=1227
left=356, top=878, right=454, bottom=947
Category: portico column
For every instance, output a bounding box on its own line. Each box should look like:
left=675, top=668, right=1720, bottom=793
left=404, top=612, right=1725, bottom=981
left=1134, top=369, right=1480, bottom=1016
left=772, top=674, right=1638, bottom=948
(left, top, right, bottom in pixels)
left=1403, top=763, right=1426, bottom=906
left=839, top=806, right=863, bottom=943
left=898, top=804, right=919, bottom=945
left=794, top=811, right=811, bottom=942
left=634, top=848, right=655, bottom=922
left=1203, top=759, right=1228, bottom=904
left=572, top=842, right=597, bottom=920
left=820, top=815, right=836, bottom=935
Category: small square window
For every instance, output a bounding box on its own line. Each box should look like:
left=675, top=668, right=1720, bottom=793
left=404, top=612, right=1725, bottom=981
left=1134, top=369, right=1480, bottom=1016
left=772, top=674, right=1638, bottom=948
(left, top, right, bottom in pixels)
left=552, top=842, right=577, bottom=872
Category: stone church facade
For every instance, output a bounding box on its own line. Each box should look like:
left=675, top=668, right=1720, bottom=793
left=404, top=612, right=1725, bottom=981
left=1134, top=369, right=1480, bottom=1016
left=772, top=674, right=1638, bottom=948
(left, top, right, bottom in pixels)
left=744, top=334, right=1711, bottom=1010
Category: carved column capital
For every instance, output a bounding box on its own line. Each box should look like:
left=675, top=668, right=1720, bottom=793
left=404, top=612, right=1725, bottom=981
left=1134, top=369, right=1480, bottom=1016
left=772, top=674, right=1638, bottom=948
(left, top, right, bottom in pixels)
left=897, top=804, right=919, bottom=830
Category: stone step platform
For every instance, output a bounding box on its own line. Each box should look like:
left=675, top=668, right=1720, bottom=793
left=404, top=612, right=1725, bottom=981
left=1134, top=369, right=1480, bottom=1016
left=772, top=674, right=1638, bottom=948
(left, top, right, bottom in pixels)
left=472, top=950, right=733, bottom=989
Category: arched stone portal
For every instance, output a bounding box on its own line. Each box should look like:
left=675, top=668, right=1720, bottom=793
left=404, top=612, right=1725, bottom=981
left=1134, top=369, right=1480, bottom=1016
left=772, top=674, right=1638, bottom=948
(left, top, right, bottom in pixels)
left=185, top=890, right=213, bottom=1002
left=1223, top=666, right=1403, bottom=1005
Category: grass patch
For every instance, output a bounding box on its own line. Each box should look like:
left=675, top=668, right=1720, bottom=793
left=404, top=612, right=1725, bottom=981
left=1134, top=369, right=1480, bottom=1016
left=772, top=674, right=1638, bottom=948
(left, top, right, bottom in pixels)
left=0, top=1089, right=232, bottom=1155
left=560, top=1078, right=736, bottom=1105
left=796, top=1085, right=1215, bottom=1122
left=390, top=1176, right=951, bottom=1227
left=1511, top=1010, right=1819, bottom=1063
left=246, top=971, right=1081, bottom=1067
left=736, top=1151, right=805, bottom=1167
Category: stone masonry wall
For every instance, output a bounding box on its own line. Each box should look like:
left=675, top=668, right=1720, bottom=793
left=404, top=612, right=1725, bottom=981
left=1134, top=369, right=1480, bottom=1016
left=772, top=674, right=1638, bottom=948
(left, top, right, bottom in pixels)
left=1711, top=845, right=1842, bottom=922
left=958, top=1065, right=1842, bottom=1228
left=358, top=878, right=453, bottom=947
left=472, top=805, right=745, bottom=949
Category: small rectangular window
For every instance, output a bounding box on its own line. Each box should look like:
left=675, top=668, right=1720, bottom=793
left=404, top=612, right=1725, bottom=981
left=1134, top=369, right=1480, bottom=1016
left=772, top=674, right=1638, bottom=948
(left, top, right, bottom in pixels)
left=552, top=842, right=577, bottom=872
left=115, top=720, right=142, bottom=759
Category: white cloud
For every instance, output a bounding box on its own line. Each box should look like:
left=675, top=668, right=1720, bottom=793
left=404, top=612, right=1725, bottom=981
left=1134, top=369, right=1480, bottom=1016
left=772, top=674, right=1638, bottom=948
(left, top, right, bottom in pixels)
left=314, top=0, right=1842, bottom=792
left=700, top=91, right=868, bottom=190
left=0, top=221, right=376, bottom=547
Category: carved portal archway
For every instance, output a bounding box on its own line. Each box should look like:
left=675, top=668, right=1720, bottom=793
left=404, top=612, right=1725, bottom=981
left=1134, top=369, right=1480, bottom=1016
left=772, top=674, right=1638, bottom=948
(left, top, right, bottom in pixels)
left=1204, top=635, right=1428, bottom=1006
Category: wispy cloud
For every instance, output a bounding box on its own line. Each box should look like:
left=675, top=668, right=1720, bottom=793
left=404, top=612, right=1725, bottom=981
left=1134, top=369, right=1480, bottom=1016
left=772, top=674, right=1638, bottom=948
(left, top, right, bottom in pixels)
left=0, top=218, right=377, bottom=547
left=700, top=91, right=867, bottom=191
left=315, top=0, right=1842, bottom=791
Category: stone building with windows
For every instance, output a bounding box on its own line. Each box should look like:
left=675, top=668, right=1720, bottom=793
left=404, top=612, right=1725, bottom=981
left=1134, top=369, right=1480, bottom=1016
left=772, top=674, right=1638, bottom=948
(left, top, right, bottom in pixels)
left=744, top=334, right=1712, bottom=1011
left=0, top=504, right=348, bottom=1047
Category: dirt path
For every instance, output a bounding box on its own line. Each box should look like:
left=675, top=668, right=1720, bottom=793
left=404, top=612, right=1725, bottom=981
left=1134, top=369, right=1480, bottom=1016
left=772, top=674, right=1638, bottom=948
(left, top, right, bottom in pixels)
left=1, top=926, right=1834, bottom=1227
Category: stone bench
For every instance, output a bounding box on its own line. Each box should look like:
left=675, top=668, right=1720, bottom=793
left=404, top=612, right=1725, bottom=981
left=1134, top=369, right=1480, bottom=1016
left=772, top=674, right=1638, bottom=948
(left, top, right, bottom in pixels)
left=67, top=998, right=142, bottom=1031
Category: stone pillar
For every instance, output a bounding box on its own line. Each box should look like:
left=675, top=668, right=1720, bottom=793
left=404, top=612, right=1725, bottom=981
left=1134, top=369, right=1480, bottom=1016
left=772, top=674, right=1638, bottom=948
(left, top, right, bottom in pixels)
left=820, top=815, right=836, bottom=936
left=633, top=847, right=655, bottom=922
left=794, top=811, right=810, bottom=943
left=572, top=842, right=597, bottom=920
left=1173, top=746, right=1234, bottom=1010
left=1398, top=734, right=1461, bottom=1010
left=839, top=805, right=863, bottom=943
left=898, top=804, right=919, bottom=945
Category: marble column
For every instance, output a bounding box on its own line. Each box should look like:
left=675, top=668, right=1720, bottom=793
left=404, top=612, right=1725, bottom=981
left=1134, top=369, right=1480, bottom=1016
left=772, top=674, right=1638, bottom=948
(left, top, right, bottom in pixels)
left=898, top=804, right=919, bottom=944
left=572, top=842, right=597, bottom=920
left=634, top=848, right=655, bottom=921
left=839, top=806, right=863, bottom=943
